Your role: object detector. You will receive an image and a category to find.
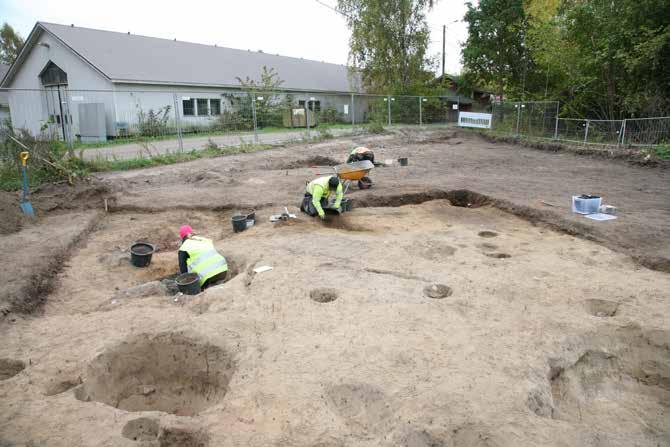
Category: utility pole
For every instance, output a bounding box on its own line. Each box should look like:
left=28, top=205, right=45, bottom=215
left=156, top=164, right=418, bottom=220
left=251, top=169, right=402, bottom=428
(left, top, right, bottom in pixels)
left=442, top=25, right=446, bottom=77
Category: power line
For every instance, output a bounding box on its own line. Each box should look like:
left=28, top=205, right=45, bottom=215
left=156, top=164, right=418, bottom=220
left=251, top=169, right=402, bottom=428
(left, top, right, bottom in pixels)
left=314, top=0, right=352, bottom=19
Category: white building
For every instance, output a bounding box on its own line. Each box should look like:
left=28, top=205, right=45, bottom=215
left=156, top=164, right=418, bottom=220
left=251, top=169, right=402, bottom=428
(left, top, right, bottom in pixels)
left=0, top=22, right=363, bottom=141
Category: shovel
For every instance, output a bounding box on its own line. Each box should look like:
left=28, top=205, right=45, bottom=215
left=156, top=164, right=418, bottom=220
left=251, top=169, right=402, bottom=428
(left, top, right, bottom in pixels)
left=19, top=151, right=35, bottom=218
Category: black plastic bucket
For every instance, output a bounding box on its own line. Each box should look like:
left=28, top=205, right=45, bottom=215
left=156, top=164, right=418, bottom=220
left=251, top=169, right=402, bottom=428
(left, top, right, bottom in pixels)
left=232, top=215, right=247, bottom=232
left=398, top=157, right=408, bottom=166
left=176, top=272, right=201, bottom=295
left=341, top=198, right=354, bottom=212
left=130, top=242, right=155, bottom=267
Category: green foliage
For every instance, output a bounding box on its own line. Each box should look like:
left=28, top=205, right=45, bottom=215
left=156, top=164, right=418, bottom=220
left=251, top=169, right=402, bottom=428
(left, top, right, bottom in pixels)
left=317, top=128, right=334, bottom=140
left=654, top=145, right=670, bottom=160
left=0, top=127, right=86, bottom=191
left=319, top=107, right=340, bottom=124
left=462, top=0, right=670, bottom=118
left=136, top=105, right=172, bottom=137
left=462, top=0, right=528, bottom=100
left=231, top=66, right=286, bottom=128
left=0, top=23, right=24, bottom=65
left=366, top=121, right=385, bottom=134
left=337, top=0, right=437, bottom=94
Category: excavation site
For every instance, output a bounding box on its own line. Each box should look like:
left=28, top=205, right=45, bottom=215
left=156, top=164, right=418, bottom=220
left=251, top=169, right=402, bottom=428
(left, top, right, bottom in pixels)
left=1, top=129, right=669, bottom=446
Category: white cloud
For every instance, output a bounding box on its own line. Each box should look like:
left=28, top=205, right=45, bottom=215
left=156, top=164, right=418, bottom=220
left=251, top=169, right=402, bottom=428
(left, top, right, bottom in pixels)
left=3, top=0, right=468, bottom=75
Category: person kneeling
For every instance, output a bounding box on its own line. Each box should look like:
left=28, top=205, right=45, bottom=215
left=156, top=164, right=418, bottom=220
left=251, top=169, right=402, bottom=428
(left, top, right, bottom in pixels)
left=347, top=146, right=375, bottom=164
left=300, top=176, right=343, bottom=220
left=178, top=225, right=228, bottom=289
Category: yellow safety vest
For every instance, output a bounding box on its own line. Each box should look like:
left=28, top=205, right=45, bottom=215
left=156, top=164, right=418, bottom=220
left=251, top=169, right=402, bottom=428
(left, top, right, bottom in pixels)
left=305, top=176, right=343, bottom=217
left=179, top=236, right=228, bottom=287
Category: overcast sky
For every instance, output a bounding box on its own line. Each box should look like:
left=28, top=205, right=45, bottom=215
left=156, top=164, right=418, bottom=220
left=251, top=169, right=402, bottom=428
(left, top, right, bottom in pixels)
left=1, top=0, right=470, bottom=75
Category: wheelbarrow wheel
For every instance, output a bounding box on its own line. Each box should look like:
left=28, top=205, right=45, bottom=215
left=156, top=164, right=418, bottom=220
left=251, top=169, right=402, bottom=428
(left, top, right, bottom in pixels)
left=358, top=176, right=373, bottom=190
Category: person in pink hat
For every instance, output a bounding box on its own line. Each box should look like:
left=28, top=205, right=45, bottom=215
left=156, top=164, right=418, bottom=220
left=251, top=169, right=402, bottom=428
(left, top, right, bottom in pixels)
left=178, top=225, right=228, bottom=288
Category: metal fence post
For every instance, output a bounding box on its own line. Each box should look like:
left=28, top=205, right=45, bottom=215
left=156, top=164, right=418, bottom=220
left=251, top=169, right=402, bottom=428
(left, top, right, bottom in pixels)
left=251, top=94, right=258, bottom=144
left=62, top=88, right=74, bottom=153
left=554, top=102, right=560, bottom=139
left=350, top=93, right=355, bottom=127
left=620, top=119, right=627, bottom=146
left=419, top=96, right=422, bottom=126
left=173, top=93, right=183, bottom=152
left=583, top=119, right=590, bottom=145
left=387, top=95, right=391, bottom=126
left=515, top=102, right=521, bottom=135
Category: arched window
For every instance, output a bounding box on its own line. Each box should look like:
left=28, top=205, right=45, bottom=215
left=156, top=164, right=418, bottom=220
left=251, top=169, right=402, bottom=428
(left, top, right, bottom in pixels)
left=39, top=61, right=68, bottom=86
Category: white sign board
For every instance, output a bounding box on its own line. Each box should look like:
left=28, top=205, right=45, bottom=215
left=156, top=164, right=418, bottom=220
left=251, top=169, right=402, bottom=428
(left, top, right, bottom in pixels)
left=71, top=95, right=84, bottom=102
left=343, top=104, right=349, bottom=115
left=452, top=104, right=458, bottom=110
left=458, top=112, right=492, bottom=129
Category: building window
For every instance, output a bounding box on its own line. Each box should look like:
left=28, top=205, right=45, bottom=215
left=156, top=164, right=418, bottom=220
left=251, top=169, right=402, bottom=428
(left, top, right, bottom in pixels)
left=210, top=99, right=221, bottom=116
left=197, top=98, right=209, bottom=116
left=183, top=98, right=194, bottom=116
left=298, top=100, right=321, bottom=112
left=39, top=61, right=68, bottom=86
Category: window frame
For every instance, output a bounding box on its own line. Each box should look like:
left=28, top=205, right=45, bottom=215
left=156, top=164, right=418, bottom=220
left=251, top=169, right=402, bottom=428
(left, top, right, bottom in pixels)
left=209, top=99, right=221, bottom=116
left=182, top=98, right=195, bottom=116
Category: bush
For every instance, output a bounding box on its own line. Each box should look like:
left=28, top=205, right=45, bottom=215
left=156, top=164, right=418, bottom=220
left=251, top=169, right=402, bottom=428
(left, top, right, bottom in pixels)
left=366, top=121, right=385, bottom=134
left=0, top=127, right=86, bottom=191
left=654, top=145, right=670, bottom=160
left=136, top=105, right=172, bottom=137
left=317, top=128, right=334, bottom=140
left=213, top=110, right=253, bottom=132
left=319, top=107, right=340, bottom=124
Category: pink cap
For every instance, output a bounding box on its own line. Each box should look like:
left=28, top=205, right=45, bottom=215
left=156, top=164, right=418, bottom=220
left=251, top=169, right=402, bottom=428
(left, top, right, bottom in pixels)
left=179, top=225, right=193, bottom=239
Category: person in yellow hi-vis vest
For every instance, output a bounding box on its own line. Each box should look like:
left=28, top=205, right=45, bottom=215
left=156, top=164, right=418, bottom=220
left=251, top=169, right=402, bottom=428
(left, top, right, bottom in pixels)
left=178, top=225, right=228, bottom=288
left=300, top=175, right=343, bottom=220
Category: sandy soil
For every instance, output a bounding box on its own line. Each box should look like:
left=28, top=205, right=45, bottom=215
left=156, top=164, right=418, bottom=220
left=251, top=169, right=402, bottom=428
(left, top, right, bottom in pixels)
left=1, top=128, right=669, bottom=446
left=94, top=129, right=670, bottom=271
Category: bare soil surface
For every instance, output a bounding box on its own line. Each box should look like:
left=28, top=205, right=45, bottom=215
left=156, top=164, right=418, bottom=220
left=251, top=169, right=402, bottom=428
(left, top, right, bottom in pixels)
left=1, top=128, right=669, bottom=446
left=92, top=129, right=670, bottom=272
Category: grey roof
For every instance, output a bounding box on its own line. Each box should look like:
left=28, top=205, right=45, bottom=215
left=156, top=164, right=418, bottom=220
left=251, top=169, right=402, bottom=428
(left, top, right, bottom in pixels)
left=34, top=22, right=358, bottom=93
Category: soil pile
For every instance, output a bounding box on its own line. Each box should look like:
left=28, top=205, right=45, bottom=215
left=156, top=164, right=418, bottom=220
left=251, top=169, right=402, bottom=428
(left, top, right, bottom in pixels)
left=0, top=191, right=23, bottom=235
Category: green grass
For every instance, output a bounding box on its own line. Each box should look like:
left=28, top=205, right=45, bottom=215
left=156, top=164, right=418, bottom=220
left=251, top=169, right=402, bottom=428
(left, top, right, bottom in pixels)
left=82, top=143, right=275, bottom=173
left=654, top=145, right=670, bottom=160
left=74, top=123, right=359, bottom=150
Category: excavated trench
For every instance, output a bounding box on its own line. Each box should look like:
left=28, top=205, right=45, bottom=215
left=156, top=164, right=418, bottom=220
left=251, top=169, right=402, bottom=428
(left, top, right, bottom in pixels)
left=75, top=332, right=235, bottom=416
left=0, top=358, right=25, bottom=380
left=11, top=186, right=669, bottom=319
left=531, top=326, right=670, bottom=444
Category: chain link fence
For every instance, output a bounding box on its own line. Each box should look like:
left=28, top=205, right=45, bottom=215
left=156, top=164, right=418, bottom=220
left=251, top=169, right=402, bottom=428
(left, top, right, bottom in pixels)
left=491, top=101, right=669, bottom=148
left=1, top=88, right=474, bottom=156
left=3, top=88, right=666, bottom=157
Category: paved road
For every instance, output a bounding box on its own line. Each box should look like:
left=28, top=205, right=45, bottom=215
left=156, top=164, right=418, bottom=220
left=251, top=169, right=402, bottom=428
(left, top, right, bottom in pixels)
left=81, top=128, right=361, bottom=161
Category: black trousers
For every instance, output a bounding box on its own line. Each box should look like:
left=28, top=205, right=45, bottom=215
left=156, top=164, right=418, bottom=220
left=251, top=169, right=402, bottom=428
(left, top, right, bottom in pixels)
left=203, top=270, right=227, bottom=289
left=300, top=194, right=328, bottom=216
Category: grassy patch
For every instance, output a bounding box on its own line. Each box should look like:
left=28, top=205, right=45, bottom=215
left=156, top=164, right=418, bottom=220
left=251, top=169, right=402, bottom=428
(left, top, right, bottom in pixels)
left=82, top=142, right=275, bottom=173
left=654, top=145, right=670, bottom=160
left=75, top=123, right=357, bottom=150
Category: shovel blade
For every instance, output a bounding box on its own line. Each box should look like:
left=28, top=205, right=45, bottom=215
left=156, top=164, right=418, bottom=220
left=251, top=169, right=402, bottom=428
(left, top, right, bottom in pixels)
left=20, top=201, right=35, bottom=218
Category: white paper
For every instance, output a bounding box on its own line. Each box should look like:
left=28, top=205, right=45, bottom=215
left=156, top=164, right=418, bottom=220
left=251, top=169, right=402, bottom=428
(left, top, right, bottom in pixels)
left=253, top=266, right=273, bottom=274
left=71, top=95, right=84, bottom=101
left=585, top=213, right=617, bottom=221
left=343, top=104, right=349, bottom=114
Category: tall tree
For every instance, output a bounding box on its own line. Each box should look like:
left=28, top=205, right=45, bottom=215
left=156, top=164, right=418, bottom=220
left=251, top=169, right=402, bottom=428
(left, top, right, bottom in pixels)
left=0, top=23, right=24, bottom=65
left=337, top=0, right=436, bottom=94
left=461, top=0, right=528, bottom=101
